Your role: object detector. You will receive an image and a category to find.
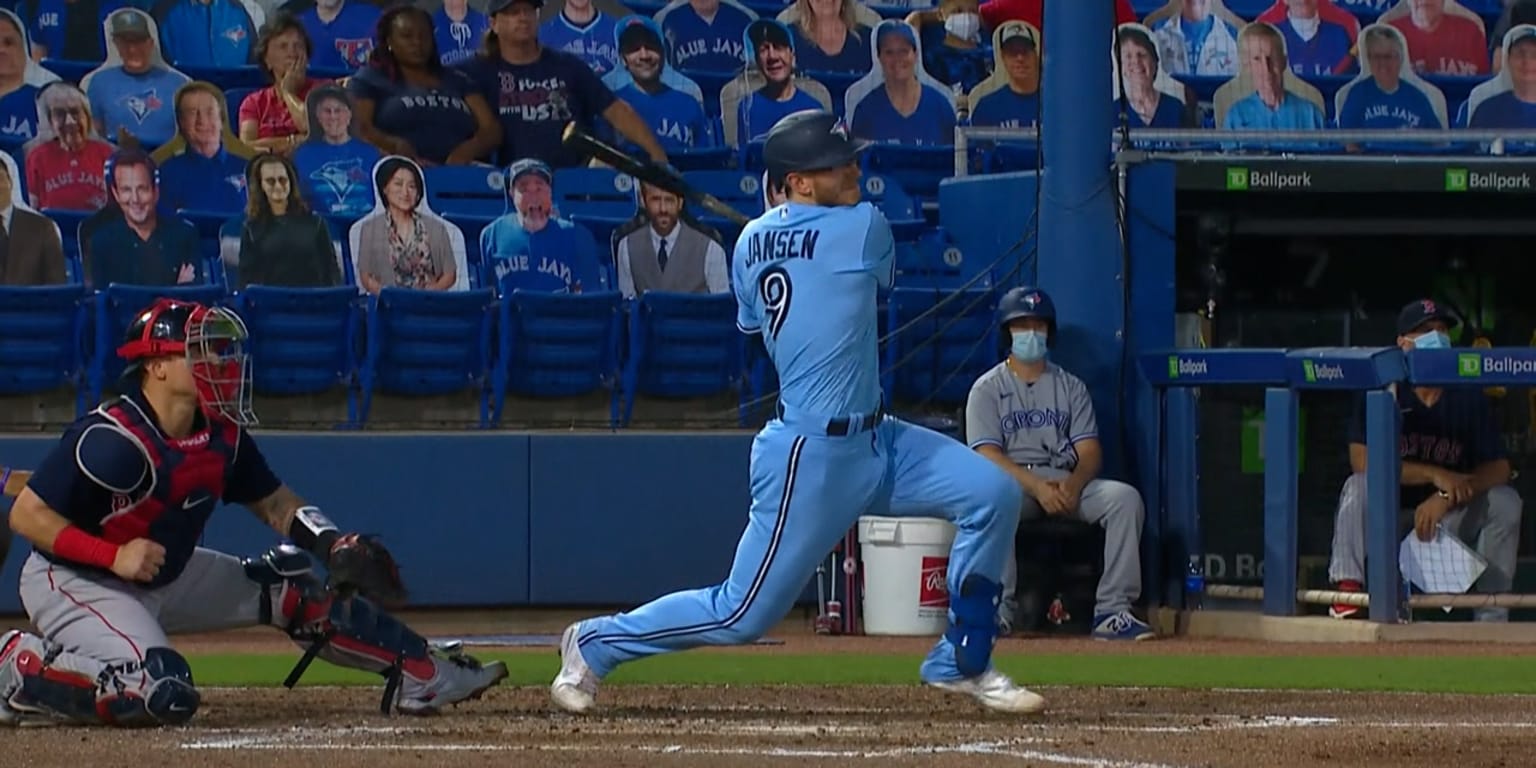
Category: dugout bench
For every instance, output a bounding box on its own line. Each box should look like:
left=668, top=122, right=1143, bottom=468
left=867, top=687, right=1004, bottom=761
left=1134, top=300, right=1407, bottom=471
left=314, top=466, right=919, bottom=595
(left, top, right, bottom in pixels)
left=1141, top=346, right=1536, bottom=623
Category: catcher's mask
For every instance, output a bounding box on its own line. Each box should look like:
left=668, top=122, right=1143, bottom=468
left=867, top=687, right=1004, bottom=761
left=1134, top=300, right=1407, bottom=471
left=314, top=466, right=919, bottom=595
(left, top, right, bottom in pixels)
left=117, top=299, right=256, bottom=426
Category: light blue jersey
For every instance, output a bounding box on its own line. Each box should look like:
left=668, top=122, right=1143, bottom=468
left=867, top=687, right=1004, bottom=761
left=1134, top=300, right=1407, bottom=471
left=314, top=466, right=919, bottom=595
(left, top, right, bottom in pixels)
left=732, top=201, right=892, bottom=418
left=567, top=186, right=1024, bottom=698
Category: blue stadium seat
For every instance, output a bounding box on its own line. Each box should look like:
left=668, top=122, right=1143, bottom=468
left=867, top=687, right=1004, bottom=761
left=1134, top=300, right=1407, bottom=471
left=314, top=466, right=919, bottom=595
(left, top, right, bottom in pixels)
left=224, top=87, right=257, bottom=129
left=669, top=145, right=735, bottom=171
left=552, top=167, right=635, bottom=219
left=805, top=70, right=864, bottom=118
left=358, top=287, right=497, bottom=426
left=90, top=284, right=228, bottom=402
left=621, top=292, right=745, bottom=426
left=425, top=165, right=508, bottom=219
left=45, top=209, right=91, bottom=265
left=178, top=209, right=236, bottom=291
left=40, top=59, right=95, bottom=84
left=742, top=141, right=767, bottom=173
left=858, top=174, right=925, bottom=240
left=882, top=287, right=998, bottom=407
left=492, top=290, right=623, bottom=426
left=442, top=213, right=492, bottom=290
left=895, top=229, right=982, bottom=290
left=862, top=144, right=955, bottom=202
left=234, top=287, right=360, bottom=421
left=177, top=65, right=266, bottom=90
left=0, top=284, right=88, bottom=399
left=677, top=68, right=733, bottom=119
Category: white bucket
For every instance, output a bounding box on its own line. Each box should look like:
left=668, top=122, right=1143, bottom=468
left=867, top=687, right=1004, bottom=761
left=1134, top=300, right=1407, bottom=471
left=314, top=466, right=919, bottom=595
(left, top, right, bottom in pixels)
left=857, top=516, right=957, bottom=636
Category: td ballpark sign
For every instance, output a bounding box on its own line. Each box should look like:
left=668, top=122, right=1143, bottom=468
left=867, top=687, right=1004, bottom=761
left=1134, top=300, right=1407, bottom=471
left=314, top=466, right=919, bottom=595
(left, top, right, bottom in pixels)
left=1456, top=352, right=1536, bottom=377
left=1225, top=167, right=1312, bottom=191
left=1444, top=168, right=1533, bottom=192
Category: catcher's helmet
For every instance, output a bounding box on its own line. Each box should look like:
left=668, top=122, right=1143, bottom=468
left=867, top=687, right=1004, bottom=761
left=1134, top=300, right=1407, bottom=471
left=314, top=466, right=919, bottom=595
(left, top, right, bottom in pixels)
left=762, top=109, right=870, bottom=181
left=118, top=299, right=256, bottom=425
left=997, top=286, right=1056, bottom=341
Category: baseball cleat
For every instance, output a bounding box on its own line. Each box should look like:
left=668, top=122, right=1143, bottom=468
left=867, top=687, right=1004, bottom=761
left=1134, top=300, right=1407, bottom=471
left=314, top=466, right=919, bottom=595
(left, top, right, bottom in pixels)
left=1090, top=610, right=1155, bottom=641
left=395, top=643, right=508, bottom=716
left=0, top=630, right=60, bottom=728
left=550, top=622, right=600, bottom=714
left=1329, top=580, right=1364, bottom=620
left=928, top=668, right=1046, bottom=714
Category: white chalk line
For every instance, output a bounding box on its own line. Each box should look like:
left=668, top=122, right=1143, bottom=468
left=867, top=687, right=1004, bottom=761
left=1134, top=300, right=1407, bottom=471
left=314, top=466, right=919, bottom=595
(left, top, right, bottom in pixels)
left=181, top=733, right=1178, bottom=767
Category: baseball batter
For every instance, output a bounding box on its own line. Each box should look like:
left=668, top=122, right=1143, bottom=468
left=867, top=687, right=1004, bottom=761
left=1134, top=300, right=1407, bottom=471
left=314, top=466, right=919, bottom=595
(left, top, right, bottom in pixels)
left=0, top=299, right=507, bottom=727
left=552, top=109, right=1043, bottom=715
left=965, top=287, right=1153, bottom=641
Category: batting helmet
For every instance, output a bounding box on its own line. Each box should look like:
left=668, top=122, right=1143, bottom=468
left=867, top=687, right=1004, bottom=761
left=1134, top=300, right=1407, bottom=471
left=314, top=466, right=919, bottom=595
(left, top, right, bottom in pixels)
left=118, top=299, right=256, bottom=425
left=997, top=286, right=1056, bottom=342
left=762, top=109, right=870, bottom=181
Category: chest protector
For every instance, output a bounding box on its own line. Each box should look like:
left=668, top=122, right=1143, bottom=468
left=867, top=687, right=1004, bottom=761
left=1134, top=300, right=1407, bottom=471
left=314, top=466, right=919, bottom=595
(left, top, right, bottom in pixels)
left=94, top=397, right=239, bottom=586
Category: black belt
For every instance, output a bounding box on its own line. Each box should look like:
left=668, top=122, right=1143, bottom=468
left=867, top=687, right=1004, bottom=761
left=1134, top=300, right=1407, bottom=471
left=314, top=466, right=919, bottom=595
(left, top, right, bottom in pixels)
left=826, top=411, right=882, bottom=436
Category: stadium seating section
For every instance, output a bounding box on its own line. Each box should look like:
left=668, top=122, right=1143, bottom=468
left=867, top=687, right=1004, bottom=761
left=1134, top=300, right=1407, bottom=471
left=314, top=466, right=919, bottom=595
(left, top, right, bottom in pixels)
left=4, top=0, right=1522, bottom=426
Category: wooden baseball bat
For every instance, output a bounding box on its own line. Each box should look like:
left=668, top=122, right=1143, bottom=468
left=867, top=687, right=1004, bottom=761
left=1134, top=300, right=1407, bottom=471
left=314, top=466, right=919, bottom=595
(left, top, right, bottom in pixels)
left=560, top=122, right=753, bottom=227
left=2, top=467, right=31, bottom=498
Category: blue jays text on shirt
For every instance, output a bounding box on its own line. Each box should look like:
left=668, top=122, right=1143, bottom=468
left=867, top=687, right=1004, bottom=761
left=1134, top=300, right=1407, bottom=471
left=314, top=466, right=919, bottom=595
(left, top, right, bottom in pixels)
left=492, top=251, right=587, bottom=289
left=668, top=34, right=744, bottom=69
left=743, top=226, right=820, bottom=267
left=1362, top=102, right=1424, bottom=128
left=0, top=87, right=37, bottom=141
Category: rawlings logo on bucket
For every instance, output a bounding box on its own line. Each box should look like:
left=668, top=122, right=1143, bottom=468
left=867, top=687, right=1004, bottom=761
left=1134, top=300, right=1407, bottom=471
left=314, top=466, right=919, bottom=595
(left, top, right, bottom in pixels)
left=919, top=556, right=949, bottom=609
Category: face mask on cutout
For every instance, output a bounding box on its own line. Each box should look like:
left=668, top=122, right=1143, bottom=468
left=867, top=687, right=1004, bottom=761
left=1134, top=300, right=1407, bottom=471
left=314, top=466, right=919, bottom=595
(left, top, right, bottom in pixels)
left=1412, top=330, right=1451, bottom=350
left=944, top=12, right=980, bottom=41
left=1011, top=330, right=1048, bottom=362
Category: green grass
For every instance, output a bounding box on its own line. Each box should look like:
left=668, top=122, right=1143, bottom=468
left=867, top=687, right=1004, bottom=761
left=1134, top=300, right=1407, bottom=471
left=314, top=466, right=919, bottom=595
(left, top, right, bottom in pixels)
left=189, top=652, right=1536, bottom=695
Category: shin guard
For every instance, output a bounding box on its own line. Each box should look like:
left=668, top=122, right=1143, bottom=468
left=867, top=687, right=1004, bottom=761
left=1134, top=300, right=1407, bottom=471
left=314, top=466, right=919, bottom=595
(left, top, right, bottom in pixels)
left=0, top=630, right=199, bottom=727
left=246, top=545, right=434, bottom=713
left=944, top=575, right=1002, bottom=678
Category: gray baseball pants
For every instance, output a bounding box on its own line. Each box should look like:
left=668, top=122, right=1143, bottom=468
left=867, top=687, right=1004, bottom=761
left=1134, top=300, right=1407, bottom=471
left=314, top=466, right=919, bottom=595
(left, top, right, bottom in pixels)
left=1001, top=467, right=1145, bottom=620
left=1328, top=472, right=1522, bottom=622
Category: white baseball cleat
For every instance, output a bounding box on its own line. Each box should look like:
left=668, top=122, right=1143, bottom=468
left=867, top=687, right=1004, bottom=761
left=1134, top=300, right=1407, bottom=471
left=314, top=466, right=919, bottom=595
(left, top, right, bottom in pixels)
left=550, top=622, right=600, bottom=714
left=928, top=668, right=1047, bottom=714
left=395, top=643, right=508, bottom=716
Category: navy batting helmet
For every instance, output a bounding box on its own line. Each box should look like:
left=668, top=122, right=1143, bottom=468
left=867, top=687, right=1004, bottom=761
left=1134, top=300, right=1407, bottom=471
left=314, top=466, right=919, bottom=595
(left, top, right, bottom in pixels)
left=997, top=286, right=1056, bottom=341
left=762, top=109, right=870, bottom=181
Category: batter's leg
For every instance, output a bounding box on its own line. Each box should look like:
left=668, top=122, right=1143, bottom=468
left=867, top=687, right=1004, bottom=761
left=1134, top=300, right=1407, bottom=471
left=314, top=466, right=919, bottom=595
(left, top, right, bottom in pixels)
left=883, top=419, right=1040, bottom=713
left=556, top=423, right=885, bottom=712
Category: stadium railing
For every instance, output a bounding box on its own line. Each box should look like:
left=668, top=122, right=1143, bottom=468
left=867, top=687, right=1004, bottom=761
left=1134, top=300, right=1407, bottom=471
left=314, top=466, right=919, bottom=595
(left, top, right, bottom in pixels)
left=1140, top=346, right=1536, bottom=624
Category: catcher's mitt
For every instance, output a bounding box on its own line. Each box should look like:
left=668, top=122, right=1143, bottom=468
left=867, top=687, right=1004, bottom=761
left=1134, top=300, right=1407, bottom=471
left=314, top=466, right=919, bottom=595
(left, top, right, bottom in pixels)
left=327, top=533, right=408, bottom=608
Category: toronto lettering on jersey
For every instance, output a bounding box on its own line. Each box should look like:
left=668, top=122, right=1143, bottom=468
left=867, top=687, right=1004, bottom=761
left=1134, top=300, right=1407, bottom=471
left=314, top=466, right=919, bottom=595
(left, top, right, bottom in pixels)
left=999, top=407, right=1069, bottom=436
left=744, top=228, right=819, bottom=267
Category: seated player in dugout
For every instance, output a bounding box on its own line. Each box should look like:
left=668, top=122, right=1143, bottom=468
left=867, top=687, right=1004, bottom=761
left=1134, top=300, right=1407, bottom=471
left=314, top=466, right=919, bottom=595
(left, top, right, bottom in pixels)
left=964, top=287, right=1154, bottom=641
left=1327, top=299, right=1521, bottom=623
left=0, top=298, right=507, bottom=727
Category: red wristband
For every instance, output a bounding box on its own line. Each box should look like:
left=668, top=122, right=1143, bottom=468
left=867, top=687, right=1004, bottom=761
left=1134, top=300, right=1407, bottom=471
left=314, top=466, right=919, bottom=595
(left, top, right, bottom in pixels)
left=53, top=526, right=120, bottom=571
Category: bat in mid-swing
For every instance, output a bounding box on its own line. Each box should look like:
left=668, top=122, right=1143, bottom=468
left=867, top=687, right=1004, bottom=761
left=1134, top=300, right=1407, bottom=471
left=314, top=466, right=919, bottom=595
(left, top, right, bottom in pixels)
left=2, top=467, right=31, bottom=498
left=561, top=123, right=753, bottom=227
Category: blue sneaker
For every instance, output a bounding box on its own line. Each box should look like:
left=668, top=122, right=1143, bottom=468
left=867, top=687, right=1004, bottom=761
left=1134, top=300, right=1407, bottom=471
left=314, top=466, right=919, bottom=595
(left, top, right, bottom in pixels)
left=1090, top=610, right=1155, bottom=641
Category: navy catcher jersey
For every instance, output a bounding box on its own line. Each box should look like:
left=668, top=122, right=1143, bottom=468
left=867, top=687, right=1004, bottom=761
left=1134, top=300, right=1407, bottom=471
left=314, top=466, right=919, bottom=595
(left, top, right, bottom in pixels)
left=26, top=390, right=281, bottom=587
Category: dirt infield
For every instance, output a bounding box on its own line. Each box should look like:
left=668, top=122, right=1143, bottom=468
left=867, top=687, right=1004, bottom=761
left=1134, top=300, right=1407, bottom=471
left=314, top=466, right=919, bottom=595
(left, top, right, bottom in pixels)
left=9, top=684, right=1536, bottom=767
left=7, top=611, right=1536, bottom=767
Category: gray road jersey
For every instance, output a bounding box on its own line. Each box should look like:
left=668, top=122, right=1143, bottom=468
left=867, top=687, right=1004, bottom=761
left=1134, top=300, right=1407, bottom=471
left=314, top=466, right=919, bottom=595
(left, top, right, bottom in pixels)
left=964, top=361, right=1098, bottom=470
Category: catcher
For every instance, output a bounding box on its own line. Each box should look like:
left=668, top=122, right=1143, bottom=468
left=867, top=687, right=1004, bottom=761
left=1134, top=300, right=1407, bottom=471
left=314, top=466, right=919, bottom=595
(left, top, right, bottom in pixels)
left=0, top=298, right=507, bottom=727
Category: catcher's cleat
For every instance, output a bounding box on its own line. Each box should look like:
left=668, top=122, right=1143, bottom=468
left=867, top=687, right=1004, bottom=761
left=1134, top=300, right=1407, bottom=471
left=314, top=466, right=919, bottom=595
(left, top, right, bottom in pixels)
left=550, top=622, right=600, bottom=714
left=394, top=642, right=508, bottom=716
